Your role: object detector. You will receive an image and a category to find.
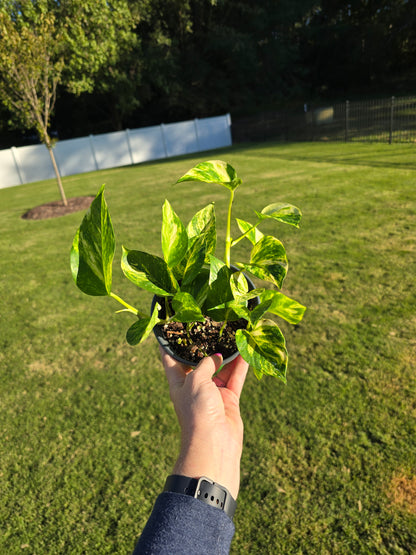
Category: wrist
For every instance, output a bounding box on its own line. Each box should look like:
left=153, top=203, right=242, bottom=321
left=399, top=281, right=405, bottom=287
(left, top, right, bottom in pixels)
left=164, top=474, right=237, bottom=519
left=173, top=435, right=242, bottom=499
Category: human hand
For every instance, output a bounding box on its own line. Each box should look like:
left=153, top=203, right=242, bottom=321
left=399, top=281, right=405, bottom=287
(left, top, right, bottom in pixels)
left=160, top=347, right=249, bottom=499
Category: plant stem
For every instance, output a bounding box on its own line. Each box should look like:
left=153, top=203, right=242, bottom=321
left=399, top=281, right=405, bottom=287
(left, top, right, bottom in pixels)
left=231, top=220, right=261, bottom=247
left=225, top=189, right=235, bottom=267
left=219, top=320, right=227, bottom=337
left=109, top=292, right=146, bottom=317
left=186, top=322, right=198, bottom=346
left=165, top=296, right=173, bottom=318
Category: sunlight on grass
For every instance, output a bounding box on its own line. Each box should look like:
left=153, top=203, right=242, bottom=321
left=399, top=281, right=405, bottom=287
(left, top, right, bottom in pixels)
left=1, top=142, right=415, bottom=553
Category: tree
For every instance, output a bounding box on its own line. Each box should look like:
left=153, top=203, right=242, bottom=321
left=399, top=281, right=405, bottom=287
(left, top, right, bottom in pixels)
left=133, top=0, right=317, bottom=122
left=0, top=3, right=68, bottom=203
left=59, top=0, right=143, bottom=130
left=298, top=0, right=416, bottom=98
left=0, top=0, right=140, bottom=204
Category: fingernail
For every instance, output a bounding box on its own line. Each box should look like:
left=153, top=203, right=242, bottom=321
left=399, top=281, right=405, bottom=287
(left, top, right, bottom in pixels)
left=213, top=376, right=226, bottom=388
left=214, top=353, right=223, bottom=359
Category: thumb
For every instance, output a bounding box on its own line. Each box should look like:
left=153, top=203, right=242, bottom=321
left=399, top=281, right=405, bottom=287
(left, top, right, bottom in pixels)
left=190, top=354, right=223, bottom=384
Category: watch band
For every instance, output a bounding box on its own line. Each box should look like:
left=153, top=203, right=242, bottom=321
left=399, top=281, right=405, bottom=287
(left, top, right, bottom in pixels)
left=163, top=474, right=237, bottom=519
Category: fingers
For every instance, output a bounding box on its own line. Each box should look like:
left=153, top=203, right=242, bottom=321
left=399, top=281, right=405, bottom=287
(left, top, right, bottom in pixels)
left=191, top=353, right=223, bottom=384
left=159, top=346, right=189, bottom=389
left=213, top=375, right=227, bottom=388
left=160, top=348, right=223, bottom=388
left=160, top=347, right=248, bottom=399
left=216, top=355, right=249, bottom=399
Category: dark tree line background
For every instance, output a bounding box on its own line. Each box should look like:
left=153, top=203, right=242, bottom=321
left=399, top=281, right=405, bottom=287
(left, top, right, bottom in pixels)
left=1, top=0, right=415, bottom=148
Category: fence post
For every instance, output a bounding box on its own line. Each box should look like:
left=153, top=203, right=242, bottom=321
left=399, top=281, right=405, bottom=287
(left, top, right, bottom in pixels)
left=389, top=96, right=395, bottom=144
left=160, top=124, right=168, bottom=158
left=11, top=146, right=24, bottom=185
left=194, top=118, right=201, bottom=151
left=89, top=135, right=99, bottom=170
left=125, top=129, right=134, bottom=165
left=345, top=100, right=350, bottom=142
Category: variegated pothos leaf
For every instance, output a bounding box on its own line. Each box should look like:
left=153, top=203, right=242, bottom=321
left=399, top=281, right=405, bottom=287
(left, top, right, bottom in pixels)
left=70, top=185, right=114, bottom=296
left=176, top=160, right=242, bottom=191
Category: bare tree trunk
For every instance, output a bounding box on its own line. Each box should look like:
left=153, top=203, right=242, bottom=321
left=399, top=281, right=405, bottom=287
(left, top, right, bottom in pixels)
left=46, top=142, right=67, bottom=206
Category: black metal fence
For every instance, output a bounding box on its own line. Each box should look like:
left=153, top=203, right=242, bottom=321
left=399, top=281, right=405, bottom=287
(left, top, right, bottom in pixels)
left=231, top=96, right=416, bottom=144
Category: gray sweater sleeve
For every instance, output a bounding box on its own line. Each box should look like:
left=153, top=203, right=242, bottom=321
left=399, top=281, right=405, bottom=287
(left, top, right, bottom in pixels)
left=133, top=491, right=235, bottom=554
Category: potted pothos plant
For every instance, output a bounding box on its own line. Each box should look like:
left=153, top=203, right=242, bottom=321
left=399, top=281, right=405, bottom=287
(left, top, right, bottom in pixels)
left=70, top=160, right=306, bottom=381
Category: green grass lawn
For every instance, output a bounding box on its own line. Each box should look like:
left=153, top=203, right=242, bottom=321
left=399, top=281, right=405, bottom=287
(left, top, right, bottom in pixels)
left=1, top=141, right=415, bottom=554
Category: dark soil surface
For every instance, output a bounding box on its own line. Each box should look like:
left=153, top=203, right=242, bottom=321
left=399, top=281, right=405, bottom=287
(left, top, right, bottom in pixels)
left=21, top=196, right=95, bottom=220
left=159, top=317, right=248, bottom=364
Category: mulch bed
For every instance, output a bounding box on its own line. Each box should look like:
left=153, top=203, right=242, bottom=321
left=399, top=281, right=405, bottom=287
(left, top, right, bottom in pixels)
left=21, top=196, right=95, bottom=220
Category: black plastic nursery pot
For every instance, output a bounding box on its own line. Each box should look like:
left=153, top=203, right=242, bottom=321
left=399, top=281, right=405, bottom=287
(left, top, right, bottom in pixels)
left=151, top=271, right=259, bottom=367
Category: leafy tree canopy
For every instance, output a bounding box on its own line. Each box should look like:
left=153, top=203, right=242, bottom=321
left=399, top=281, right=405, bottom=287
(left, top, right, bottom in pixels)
left=1, top=0, right=416, bottom=145
left=0, top=0, right=141, bottom=203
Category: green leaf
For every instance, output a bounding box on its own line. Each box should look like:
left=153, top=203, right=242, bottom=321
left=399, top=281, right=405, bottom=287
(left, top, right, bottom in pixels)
left=247, top=298, right=274, bottom=325
left=121, top=247, right=178, bottom=296
left=207, top=255, right=227, bottom=285
left=70, top=185, right=114, bottom=296
left=237, top=235, right=288, bottom=288
left=238, top=262, right=286, bottom=289
left=258, top=290, right=306, bottom=324
left=187, top=203, right=216, bottom=263
left=230, top=271, right=249, bottom=298
left=126, top=303, right=161, bottom=346
left=180, top=268, right=210, bottom=307
left=257, top=203, right=302, bottom=228
left=204, top=262, right=234, bottom=320
left=176, top=160, right=242, bottom=191
left=236, top=324, right=288, bottom=381
left=216, top=302, right=250, bottom=321
left=225, top=288, right=305, bottom=326
left=162, top=200, right=188, bottom=268
left=229, top=287, right=265, bottom=304
left=180, top=232, right=208, bottom=286
left=236, top=219, right=264, bottom=246
left=172, top=292, right=205, bottom=323
left=172, top=207, right=215, bottom=284
left=208, top=281, right=261, bottom=322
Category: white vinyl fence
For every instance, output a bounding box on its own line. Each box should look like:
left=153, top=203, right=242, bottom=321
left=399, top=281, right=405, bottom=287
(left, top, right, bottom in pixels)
left=0, top=114, right=232, bottom=190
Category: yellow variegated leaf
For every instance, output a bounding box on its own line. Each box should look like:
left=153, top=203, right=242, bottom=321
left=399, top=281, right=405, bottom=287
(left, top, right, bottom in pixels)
left=236, top=325, right=288, bottom=382
left=176, top=160, right=242, bottom=191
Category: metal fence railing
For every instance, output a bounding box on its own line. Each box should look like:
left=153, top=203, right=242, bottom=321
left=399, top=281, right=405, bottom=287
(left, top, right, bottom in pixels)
left=232, top=96, right=416, bottom=144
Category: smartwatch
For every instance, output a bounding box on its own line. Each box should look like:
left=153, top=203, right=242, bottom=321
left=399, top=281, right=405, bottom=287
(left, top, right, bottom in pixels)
left=163, top=474, right=237, bottom=519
